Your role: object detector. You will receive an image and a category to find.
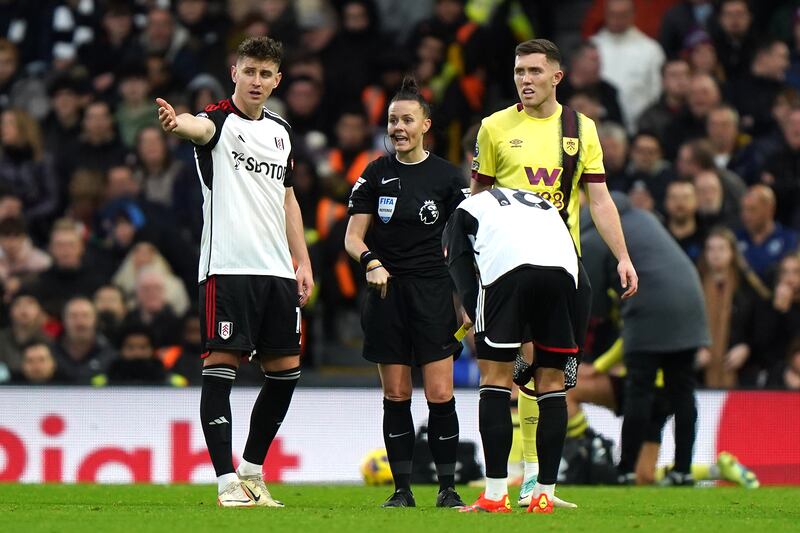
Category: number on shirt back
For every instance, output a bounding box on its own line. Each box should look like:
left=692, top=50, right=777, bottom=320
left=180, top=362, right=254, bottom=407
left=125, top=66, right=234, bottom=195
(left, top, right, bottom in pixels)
left=489, top=188, right=553, bottom=210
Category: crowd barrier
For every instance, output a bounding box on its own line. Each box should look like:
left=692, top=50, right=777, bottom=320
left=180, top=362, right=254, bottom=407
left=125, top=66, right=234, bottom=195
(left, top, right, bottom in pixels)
left=0, top=388, right=797, bottom=484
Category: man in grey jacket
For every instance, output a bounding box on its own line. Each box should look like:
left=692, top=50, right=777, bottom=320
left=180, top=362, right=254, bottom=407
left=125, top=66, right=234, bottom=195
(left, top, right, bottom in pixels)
left=580, top=192, right=710, bottom=485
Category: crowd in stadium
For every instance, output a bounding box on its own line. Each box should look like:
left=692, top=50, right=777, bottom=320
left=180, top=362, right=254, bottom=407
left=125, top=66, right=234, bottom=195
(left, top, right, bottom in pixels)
left=0, top=0, right=798, bottom=390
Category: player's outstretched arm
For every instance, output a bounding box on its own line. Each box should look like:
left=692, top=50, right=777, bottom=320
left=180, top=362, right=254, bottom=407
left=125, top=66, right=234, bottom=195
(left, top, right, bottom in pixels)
left=344, top=213, right=390, bottom=299
left=586, top=181, right=638, bottom=299
left=155, top=97, right=215, bottom=145
left=284, top=187, right=314, bottom=307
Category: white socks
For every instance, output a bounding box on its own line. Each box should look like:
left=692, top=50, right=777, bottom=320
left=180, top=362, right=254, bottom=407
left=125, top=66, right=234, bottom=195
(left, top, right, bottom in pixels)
left=534, top=482, right=555, bottom=499
left=237, top=459, right=263, bottom=477
left=485, top=477, right=508, bottom=501
left=217, top=472, right=239, bottom=493
left=523, top=461, right=539, bottom=483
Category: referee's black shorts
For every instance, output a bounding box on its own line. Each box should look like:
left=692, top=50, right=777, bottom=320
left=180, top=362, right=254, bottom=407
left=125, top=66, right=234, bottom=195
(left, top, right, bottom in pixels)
left=361, top=276, right=462, bottom=366
left=475, top=266, right=578, bottom=364
left=199, top=274, right=301, bottom=359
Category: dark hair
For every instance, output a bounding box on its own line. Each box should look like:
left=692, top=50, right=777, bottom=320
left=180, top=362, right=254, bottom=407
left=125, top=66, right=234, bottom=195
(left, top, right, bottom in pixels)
left=119, top=323, right=155, bottom=348
left=237, top=36, right=284, bottom=66
left=21, top=339, right=53, bottom=356
left=515, top=39, right=561, bottom=65
left=390, top=76, right=430, bottom=117
left=0, top=216, right=27, bottom=237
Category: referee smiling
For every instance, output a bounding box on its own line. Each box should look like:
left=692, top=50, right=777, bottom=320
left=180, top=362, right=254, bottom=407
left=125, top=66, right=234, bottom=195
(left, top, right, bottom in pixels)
left=344, top=77, right=466, bottom=509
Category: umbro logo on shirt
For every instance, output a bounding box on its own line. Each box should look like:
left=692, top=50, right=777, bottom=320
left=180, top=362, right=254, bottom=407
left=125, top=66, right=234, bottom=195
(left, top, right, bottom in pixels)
left=509, top=139, right=523, bottom=148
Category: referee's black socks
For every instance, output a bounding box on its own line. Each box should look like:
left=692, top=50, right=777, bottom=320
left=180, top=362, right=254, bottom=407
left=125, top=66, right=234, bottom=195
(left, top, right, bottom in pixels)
left=478, top=386, right=512, bottom=480
left=383, top=398, right=414, bottom=492
left=242, top=367, right=301, bottom=466
left=427, top=397, right=459, bottom=491
left=536, top=390, right=568, bottom=485
left=200, top=364, right=237, bottom=477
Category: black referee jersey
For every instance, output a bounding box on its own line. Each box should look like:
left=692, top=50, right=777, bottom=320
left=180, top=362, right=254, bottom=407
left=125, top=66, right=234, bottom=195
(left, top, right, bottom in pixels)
left=348, top=153, right=465, bottom=279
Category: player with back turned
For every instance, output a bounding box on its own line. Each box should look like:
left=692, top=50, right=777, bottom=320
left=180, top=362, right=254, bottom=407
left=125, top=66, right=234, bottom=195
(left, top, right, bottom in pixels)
left=445, top=188, right=581, bottom=514
left=156, top=37, right=313, bottom=508
left=344, top=77, right=466, bottom=509
left=470, top=39, right=638, bottom=510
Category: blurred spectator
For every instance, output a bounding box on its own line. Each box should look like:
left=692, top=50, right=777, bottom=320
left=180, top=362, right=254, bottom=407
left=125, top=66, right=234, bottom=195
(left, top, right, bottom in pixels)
left=68, top=100, right=128, bottom=175
left=663, top=73, right=721, bottom=159
left=115, top=63, right=159, bottom=149
left=638, top=59, right=691, bottom=144
left=558, top=41, right=624, bottom=126
left=736, top=185, right=799, bottom=282
left=767, top=337, right=800, bottom=390
left=65, top=168, right=105, bottom=229
left=597, top=121, right=629, bottom=192
left=0, top=39, right=48, bottom=120
left=106, top=324, right=169, bottom=385
left=770, top=253, right=800, bottom=348
left=11, top=340, right=66, bottom=385
left=693, top=168, right=738, bottom=230
left=52, top=296, right=116, bottom=385
left=187, top=73, right=226, bottom=114
left=176, top=0, right=229, bottom=80
left=112, top=242, right=190, bottom=317
left=591, top=0, right=665, bottom=131
left=132, top=126, right=193, bottom=210
left=323, top=1, right=388, bottom=106
left=0, top=188, right=22, bottom=221
left=42, top=74, right=87, bottom=182
left=26, top=218, right=108, bottom=319
left=0, top=291, right=47, bottom=382
left=0, top=217, right=51, bottom=294
left=659, top=0, right=715, bottom=59
left=788, top=10, right=800, bottom=92
left=624, top=132, right=675, bottom=214
left=726, top=38, right=790, bottom=137
left=696, top=227, right=771, bottom=387
left=706, top=104, right=761, bottom=185
left=283, top=76, right=330, bottom=146
left=664, top=180, right=705, bottom=262
left=711, top=0, right=758, bottom=80
left=119, top=266, right=183, bottom=348
left=94, top=284, right=126, bottom=347
left=676, top=139, right=745, bottom=225
left=684, top=29, right=725, bottom=83
left=77, top=1, right=143, bottom=98
left=322, top=108, right=381, bottom=201
left=761, top=107, right=800, bottom=230
left=162, top=311, right=203, bottom=385
left=566, top=89, right=604, bottom=125
left=360, top=51, right=408, bottom=136
left=0, top=108, right=59, bottom=237
left=140, top=8, right=202, bottom=86
left=582, top=0, right=676, bottom=41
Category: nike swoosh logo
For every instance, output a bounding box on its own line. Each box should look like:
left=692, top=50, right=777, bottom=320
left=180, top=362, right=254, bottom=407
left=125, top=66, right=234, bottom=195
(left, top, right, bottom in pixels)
left=439, top=434, right=458, bottom=441
left=381, top=177, right=399, bottom=184
left=388, top=431, right=411, bottom=438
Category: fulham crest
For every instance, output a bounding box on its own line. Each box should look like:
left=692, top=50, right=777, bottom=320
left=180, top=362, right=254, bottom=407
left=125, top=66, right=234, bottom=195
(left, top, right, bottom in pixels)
left=419, top=200, right=439, bottom=225
left=218, top=321, right=233, bottom=340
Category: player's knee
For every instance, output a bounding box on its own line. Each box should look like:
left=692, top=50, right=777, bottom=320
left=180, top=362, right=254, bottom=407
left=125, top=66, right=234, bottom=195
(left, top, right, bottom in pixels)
left=383, top=381, right=412, bottom=402
left=424, top=382, right=453, bottom=403
left=534, top=367, right=565, bottom=393
left=203, top=350, right=241, bottom=368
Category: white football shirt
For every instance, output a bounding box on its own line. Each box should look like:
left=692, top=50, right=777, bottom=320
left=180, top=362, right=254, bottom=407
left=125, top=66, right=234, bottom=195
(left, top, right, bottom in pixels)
left=194, top=98, right=295, bottom=283
left=447, top=188, right=579, bottom=287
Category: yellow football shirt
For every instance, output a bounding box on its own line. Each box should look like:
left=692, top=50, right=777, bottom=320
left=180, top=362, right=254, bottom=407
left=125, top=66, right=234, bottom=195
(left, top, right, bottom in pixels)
left=472, top=103, right=605, bottom=254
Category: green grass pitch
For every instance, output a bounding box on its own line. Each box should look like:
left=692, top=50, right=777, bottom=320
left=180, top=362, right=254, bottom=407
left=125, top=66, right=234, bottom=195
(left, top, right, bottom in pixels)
left=1, top=484, right=798, bottom=532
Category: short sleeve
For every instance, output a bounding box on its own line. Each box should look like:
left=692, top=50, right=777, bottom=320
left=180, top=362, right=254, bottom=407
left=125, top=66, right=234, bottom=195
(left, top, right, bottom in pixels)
left=445, top=172, right=468, bottom=218
left=194, top=107, right=227, bottom=150
left=579, top=116, right=606, bottom=183
left=347, top=162, right=377, bottom=215
left=471, top=122, right=496, bottom=185
left=283, top=129, right=295, bottom=188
